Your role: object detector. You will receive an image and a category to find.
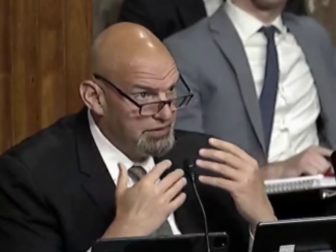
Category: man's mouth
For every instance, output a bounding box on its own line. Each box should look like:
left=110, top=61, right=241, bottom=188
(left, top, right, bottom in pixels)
left=146, top=125, right=172, bottom=137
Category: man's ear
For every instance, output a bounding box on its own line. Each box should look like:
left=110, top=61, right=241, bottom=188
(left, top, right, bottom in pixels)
left=79, top=80, right=105, bottom=116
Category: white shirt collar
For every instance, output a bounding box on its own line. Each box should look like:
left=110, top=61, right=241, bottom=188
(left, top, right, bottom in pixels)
left=88, top=110, right=154, bottom=183
left=224, top=0, right=287, bottom=42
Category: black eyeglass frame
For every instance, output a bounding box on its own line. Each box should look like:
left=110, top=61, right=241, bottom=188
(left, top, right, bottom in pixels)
left=93, top=73, right=194, bottom=116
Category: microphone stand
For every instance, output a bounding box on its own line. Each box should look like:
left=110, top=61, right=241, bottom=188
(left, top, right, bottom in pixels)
left=186, top=161, right=211, bottom=252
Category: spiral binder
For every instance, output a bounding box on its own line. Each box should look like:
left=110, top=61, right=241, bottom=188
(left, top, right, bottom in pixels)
left=265, top=175, right=336, bottom=194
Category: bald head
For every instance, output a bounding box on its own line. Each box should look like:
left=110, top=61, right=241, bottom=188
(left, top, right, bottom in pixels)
left=92, top=22, right=176, bottom=83
left=83, top=23, right=179, bottom=162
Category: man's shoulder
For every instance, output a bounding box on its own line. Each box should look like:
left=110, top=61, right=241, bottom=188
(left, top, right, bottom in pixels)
left=164, top=17, right=209, bottom=46
left=164, top=17, right=214, bottom=65
left=1, top=110, right=85, bottom=169
left=284, top=12, right=320, bottom=26
left=157, top=130, right=211, bottom=169
left=165, top=130, right=212, bottom=160
left=174, top=129, right=212, bottom=141
left=284, top=13, right=330, bottom=39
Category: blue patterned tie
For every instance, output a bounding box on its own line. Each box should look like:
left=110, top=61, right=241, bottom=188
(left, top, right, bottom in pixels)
left=259, top=26, right=279, bottom=155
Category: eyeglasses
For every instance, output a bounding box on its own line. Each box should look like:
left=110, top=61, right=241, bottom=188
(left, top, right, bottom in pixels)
left=93, top=73, right=194, bottom=116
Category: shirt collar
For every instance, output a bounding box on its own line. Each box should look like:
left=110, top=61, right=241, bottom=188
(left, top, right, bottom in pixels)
left=88, top=110, right=154, bottom=181
left=224, top=0, right=287, bottom=42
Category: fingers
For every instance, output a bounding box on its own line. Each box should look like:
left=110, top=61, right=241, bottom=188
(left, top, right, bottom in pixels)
left=162, top=176, right=187, bottom=202
left=303, top=159, right=330, bottom=175
left=208, top=138, right=253, bottom=162
left=146, top=160, right=172, bottom=182
left=315, top=146, right=333, bottom=157
left=198, top=175, right=235, bottom=192
left=167, top=192, right=187, bottom=213
left=196, top=159, right=240, bottom=180
left=307, top=146, right=332, bottom=169
left=197, top=139, right=258, bottom=177
left=159, top=169, right=185, bottom=193
left=313, top=156, right=330, bottom=171
left=300, top=147, right=332, bottom=175
left=116, top=163, right=128, bottom=196
left=198, top=148, right=244, bottom=171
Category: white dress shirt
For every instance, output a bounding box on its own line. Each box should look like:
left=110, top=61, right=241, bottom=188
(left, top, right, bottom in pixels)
left=88, top=111, right=181, bottom=235
left=224, top=0, right=320, bottom=162
left=203, top=0, right=223, bottom=16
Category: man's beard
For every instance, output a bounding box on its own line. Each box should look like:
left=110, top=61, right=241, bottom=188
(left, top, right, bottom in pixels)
left=136, top=127, right=175, bottom=157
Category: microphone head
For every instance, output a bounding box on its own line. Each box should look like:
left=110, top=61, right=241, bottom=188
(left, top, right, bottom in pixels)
left=183, top=158, right=195, bottom=180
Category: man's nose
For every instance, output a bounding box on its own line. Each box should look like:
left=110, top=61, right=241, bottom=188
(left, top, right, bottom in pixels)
left=153, top=102, right=174, bottom=120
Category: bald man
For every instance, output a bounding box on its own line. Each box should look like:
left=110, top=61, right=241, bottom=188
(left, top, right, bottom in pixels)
left=0, top=23, right=276, bottom=252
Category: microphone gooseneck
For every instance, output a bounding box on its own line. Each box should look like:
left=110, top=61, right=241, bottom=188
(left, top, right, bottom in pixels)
left=185, top=160, right=211, bottom=252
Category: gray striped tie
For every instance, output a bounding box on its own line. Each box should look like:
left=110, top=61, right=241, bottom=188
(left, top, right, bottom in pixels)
left=128, top=165, right=173, bottom=236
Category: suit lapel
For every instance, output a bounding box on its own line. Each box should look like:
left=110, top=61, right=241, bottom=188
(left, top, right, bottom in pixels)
left=74, top=109, right=116, bottom=222
left=173, top=0, right=207, bottom=27
left=208, top=10, right=266, bottom=154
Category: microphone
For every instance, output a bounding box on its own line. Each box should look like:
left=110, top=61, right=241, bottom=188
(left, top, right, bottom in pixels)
left=184, top=159, right=211, bottom=252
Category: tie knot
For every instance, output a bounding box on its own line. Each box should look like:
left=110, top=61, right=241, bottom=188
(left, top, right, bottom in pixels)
left=128, top=165, right=147, bottom=182
left=260, top=25, right=278, bottom=40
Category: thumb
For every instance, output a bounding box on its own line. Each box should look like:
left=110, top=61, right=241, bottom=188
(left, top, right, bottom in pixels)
left=116, top=163, right=128, bottom=197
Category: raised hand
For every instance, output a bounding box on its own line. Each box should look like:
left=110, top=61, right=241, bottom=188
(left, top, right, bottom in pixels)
left=102, top=160, right=187, bottom=238
left=197, top=138, right=276, bottom=228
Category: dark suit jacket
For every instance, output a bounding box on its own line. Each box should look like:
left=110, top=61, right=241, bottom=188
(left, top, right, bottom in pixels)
left=0, top=109, right=249, bottom=252
left=118, top=0, right=307, bottom=40
left=118, top=0, right=207, bottom=40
